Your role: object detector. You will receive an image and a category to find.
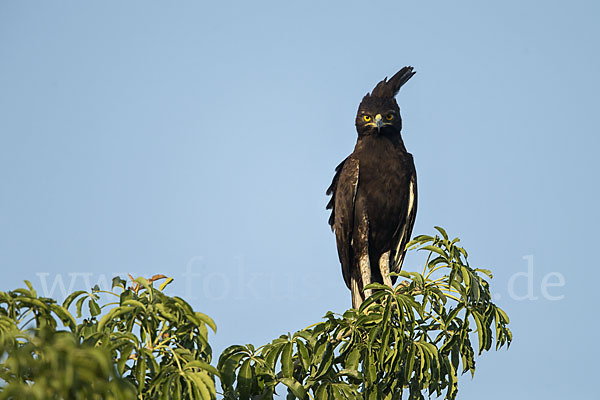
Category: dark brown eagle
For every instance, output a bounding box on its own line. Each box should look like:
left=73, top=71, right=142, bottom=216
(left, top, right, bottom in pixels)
left=327, top=66, right=417, bottom=309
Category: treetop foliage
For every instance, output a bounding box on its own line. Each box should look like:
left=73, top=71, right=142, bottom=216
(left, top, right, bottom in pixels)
left=0, top=227, right=511, bottom=399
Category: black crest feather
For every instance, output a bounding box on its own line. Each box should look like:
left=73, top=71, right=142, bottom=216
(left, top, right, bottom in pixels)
left=369, top=66, right=415, bottom=98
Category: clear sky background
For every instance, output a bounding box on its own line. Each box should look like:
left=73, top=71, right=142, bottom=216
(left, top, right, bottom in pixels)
left=1, top=1, right=598, bottom=398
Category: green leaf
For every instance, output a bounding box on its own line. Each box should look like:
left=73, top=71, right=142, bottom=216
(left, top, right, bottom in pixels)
left=112, top=276, right=126, bottom=289
left=195, top=312, right=217, bottom=333
left=264, top=341, right=286, bottom=370
left=155, top=303, right=177, bottom=322
left=364, top=282, right=391, bottom=291
left=187, top=372, right=214, bottom=400
left=395, top=270, right=412, bottom=279
left=196, top=371, right=217, bottom=397
left=315, top=384, right=329, bottom=400
left=116, top=344, right=133, bottom=375
left=49, top=304, right=76, bottom=330
left=296, top=339, right=310, bottom=372
left=471, top=276, right=481, bottom=301
left=472, top=311, right=485, bottom=355
left=314, top=342, right=334, bottom=379
left=188, top=372, right=213, bottom=399
left=415, top=343, right=425, bottom=381
left=75, top=295, right=87, bottom=318
left=419, top=245, right=448, bottom=259
left=497, top=307, right=510, bottom=323
left=136, top=354, right=146, bottom=391
left=184, top=360, right=220, bottom=377
left=11, top=288, right=34, bottom=297
left=281, top=342, right=294, bottom=378
left=475, top=268, right=493, bottom=279
left=461, top=266, right=471, bottom=288
left=345, top=347, right=361, bottom=371
left=336, top=369, right=362, bottom=381
left=98, top=306, right=135, bottom=332
left=122, top=299, right=145, bottom=308
left=434, top=226, right=449, bottom=240
left=88, top=299, right=101, bottom=317
left=404, top=343, right=416, bottom=382
left=134, top=277, right=153, bottom=294
left=237, top=359, right=252, bottom=400
left=332, top=386, right=345, bottom=400
left=367, top=356, right=377, bottom=384
left=219, top=352, right=246, bottom=389
left=280, top=377, right=307, bottom=400
left=24, top=280, right=37, bottom=297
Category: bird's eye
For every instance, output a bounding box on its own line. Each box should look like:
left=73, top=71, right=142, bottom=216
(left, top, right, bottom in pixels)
left=363, top=115, right=372, bottom=122
left=386, top=114, right=394, bottom=121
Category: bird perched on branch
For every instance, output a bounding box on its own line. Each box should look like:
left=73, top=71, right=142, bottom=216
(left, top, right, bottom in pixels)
left=327, top=66, right=418, bottom=309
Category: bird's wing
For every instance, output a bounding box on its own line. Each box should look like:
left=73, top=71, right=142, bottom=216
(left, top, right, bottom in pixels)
left=327, top=157, right=360, bottom=289
left=392, top=167, right=418, bottom=272
left=326, top=157, right=348, bottom=228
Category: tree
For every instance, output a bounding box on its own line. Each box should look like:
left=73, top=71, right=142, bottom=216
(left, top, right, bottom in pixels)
left=0, top=228, right=511, bottom=399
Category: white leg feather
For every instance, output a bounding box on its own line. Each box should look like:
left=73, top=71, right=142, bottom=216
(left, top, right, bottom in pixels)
left=351, top=276, right=363, bottom=309
left=359, top=254, right=372, bottom=299
left=379, top=251, right=393, bottom=287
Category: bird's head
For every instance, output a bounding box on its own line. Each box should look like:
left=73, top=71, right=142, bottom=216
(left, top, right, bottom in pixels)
left=356, top=96, right=402, bottom=136
left=355, top=66, right=415, bottom=138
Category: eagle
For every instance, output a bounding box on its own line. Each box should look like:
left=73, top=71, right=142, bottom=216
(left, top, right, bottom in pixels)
left=326, top=66, right=417, bottom=309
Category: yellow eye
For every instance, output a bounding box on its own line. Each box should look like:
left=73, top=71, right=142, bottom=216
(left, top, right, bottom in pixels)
left=386, top=114, right=394, bottom=121
left=363, top=115, right=371, bottom=122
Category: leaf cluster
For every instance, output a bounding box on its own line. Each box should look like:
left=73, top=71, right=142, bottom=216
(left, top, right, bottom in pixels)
left=218, top=227, right=512, bottom=400
left=0, top=275, right=217, bottom=399
left=0, top=227, right=511, bottom=399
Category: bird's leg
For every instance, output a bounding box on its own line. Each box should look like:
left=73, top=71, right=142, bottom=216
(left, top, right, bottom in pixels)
left=356, top=213, right=373, bottom=300
left=379, top=251, right=393, bottom=288
left=359, top=254, right=372, bottom=299
left=351, top=275, right=363, bottom=309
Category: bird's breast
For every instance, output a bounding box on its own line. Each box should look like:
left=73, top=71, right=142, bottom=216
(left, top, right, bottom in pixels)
left=353, top=138, right=413, bottom=192
left=352, top=137, right=414, bottom=251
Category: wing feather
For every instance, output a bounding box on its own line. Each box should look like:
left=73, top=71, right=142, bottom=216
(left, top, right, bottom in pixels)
left=327, top=158, right=360, bottom=289
left=392, top=168, right=418, bottom=272
left=326, top=158, right=348, bottom=228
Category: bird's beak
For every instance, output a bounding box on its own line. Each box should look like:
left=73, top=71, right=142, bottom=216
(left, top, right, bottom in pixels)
left=375, top=114, right=383, bottom=132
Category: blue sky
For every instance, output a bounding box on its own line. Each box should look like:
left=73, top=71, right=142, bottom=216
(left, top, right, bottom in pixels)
left=1, top=1, right=598, bottom=398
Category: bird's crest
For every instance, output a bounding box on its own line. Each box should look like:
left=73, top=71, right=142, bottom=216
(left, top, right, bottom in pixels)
left=369, top=66, right=415, bottom=98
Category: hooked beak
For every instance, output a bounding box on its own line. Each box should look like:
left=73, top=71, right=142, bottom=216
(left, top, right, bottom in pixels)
left=375, top=114, right=383, bottom=132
